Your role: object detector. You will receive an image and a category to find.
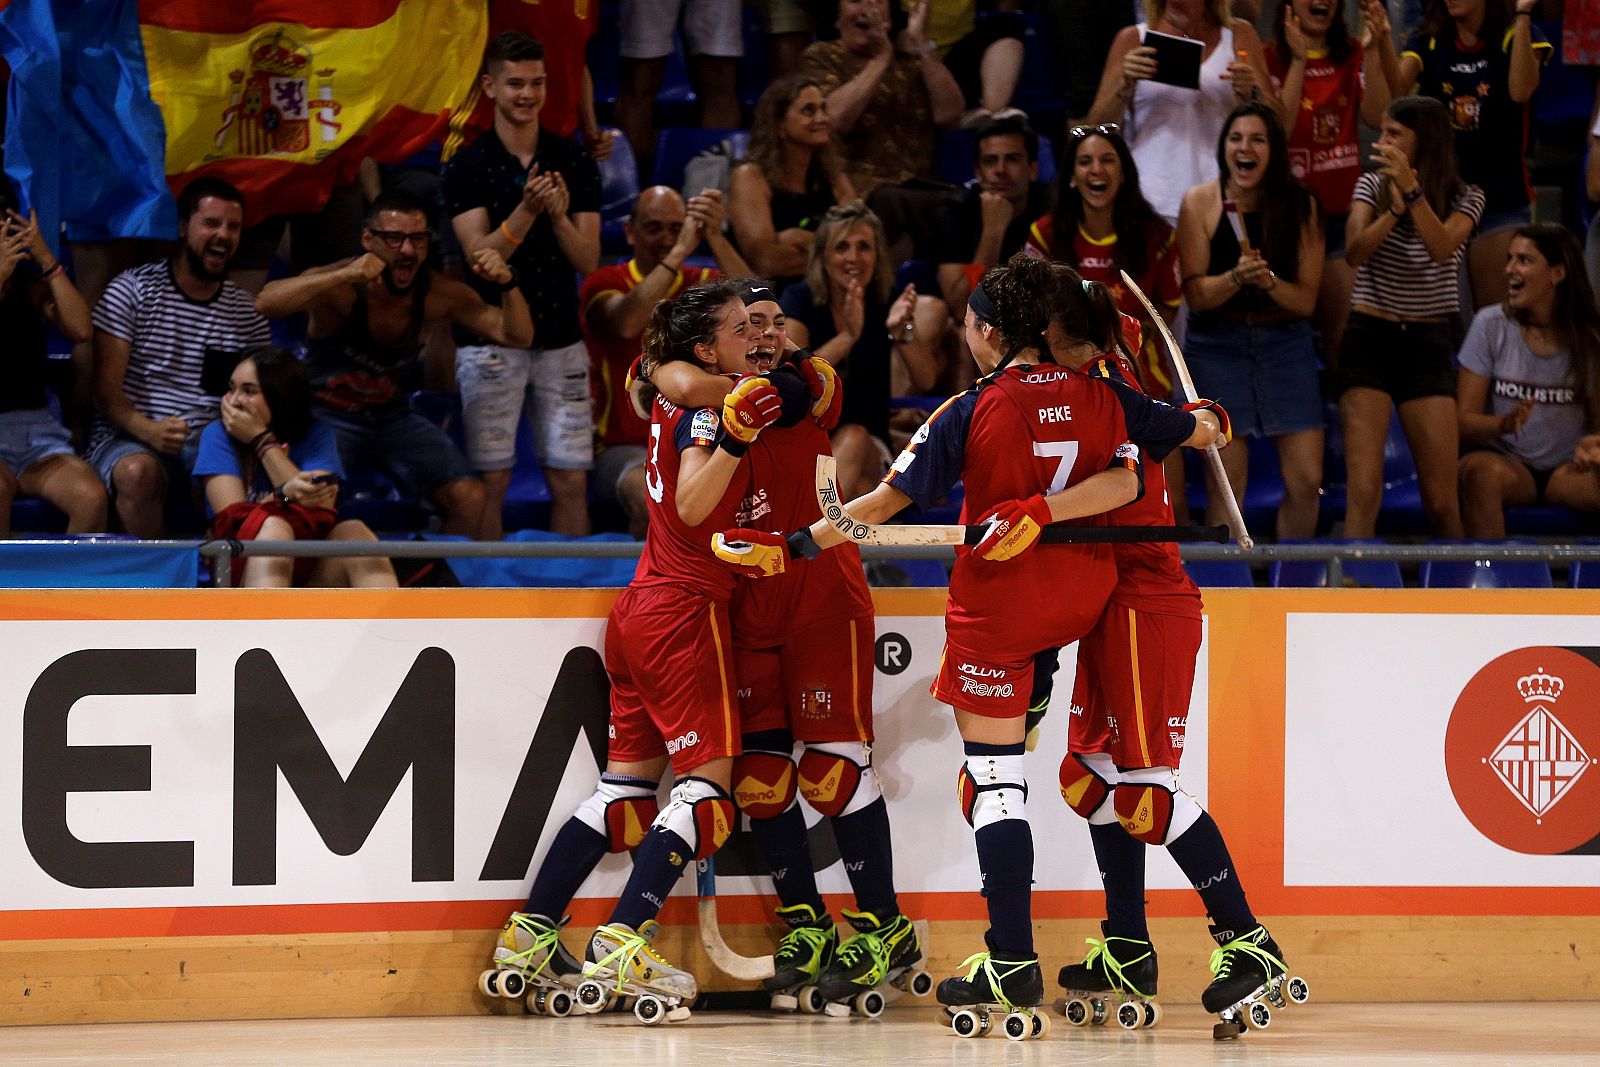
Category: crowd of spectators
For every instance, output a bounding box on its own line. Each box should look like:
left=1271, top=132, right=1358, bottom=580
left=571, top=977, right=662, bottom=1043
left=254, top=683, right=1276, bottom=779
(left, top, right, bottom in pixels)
left=4, top=0, right=1600, bottom=574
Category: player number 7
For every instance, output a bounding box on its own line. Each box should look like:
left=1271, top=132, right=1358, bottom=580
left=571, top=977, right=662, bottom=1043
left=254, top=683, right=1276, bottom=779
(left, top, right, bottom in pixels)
left=1034, top=439, right=1079, bottom=494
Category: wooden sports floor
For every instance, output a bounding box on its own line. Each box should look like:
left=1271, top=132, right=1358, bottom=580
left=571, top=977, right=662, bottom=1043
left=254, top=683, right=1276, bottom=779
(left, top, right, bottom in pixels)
left=3, top=1002, right=1596, bottom=1066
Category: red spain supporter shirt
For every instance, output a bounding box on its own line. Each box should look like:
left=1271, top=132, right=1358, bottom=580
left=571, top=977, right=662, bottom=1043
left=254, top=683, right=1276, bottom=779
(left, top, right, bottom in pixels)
left=1084, top=353, right=1202, bottom=618
left=634, top=394, right=751, bottom=600
left=581, top=260, right=718, bottom=449
left=1264, top=42, right=1364, bottom=214
left=885, top=362, right=1196, bottom=659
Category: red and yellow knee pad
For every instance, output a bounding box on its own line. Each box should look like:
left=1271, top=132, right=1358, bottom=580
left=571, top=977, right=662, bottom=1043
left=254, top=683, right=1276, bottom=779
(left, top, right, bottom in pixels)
left=732, top=750, right=797, bottom=820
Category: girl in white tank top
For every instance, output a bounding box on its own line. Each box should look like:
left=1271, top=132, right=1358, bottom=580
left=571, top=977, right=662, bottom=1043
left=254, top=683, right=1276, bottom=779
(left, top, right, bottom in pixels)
left=1129, top=26, right=1240, bottom=225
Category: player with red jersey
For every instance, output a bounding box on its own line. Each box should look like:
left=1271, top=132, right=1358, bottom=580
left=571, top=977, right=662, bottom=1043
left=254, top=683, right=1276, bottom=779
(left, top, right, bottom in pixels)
left=1042, top=265, right=1303, bottom=1039
left=660, top=282, right=925, bottom=1012
left=473, top=283, right=812, bottom=1023
left=722, top=256, right=1222, bottom=1031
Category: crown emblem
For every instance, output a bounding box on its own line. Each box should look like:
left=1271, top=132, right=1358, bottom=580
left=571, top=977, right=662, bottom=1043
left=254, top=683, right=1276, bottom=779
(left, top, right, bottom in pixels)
left=1517, top=668, right=1564, bottom=703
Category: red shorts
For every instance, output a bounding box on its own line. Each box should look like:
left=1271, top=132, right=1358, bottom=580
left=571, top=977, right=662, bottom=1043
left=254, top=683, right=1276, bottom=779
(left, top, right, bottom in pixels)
left=737, top=615, right=874, bottom=742
left=1069, top=601, right=1199, bottom=769
left=605, top=584, right=741, bottom=774
left=932, top=641, right=1034, bottom=719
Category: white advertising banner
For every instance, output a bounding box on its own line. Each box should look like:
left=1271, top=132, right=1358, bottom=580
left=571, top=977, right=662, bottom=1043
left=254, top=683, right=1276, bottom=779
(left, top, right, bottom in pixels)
left=0, top=612, right=1210, bottom=913
left=1284, top=613, right=1600, bottom=887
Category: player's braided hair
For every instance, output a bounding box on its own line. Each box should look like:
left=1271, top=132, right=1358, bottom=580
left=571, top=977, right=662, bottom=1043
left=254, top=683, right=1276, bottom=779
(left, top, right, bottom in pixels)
left=637, top=281, right=741, bottom=407
left=975, top=253, right=1056, bottom=371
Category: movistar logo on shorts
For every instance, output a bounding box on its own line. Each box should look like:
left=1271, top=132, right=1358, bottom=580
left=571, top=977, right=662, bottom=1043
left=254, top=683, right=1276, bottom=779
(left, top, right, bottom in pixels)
left=961, top=677, right=1015, bottom=699
left=666, top=731, right=701, bottom=754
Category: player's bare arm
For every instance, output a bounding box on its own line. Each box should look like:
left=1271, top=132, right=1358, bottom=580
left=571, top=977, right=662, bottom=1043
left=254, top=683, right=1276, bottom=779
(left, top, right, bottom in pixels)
left=675, top=445, right=747, bottom=527
left=255, top=256, right=372, bottom=319
left=435, top=251, right=535, bottom=348
left=651, top=359, right=735, bottom=410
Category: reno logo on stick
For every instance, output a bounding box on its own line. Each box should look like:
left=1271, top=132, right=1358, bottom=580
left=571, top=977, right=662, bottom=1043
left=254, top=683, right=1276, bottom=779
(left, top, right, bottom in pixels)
left=1445, top=647, right=1600, bottom=855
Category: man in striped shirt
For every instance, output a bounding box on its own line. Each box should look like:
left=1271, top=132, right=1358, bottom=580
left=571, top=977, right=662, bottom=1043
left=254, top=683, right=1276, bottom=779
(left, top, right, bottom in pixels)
left=90, top=178, right=269, bottom=537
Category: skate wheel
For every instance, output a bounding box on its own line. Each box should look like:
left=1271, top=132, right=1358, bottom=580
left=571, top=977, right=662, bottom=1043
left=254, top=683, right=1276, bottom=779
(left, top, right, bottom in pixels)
left=1003, top=1011, right=1031, bottom=1041
left=1062, top=997, right=1090, bottom=1026
left=498, top=970, right=526, bottom=1000
left=545, top=990, right=574, bottom=1018
left=527, top=989, right=548, bottom=1016
left=1116, top=1000, right=1144, bottom=1030
left=634, top=994, right=665, bottom=1025
left=1145, top=1001, right=1162, bottom=1028
left=576, top=979, right=608, bottom=1013
left=1286, top=976, right=1310, bottom=1005
left=854, top=989, right=885, bottom=1019
left=1213, top=1019, right=1246, bottom=1041
left=797, top=985, right=824, bottom=1014
left=1246, top=999, right=1272, bottom=1030
left=1091, top=998, right=1109, bottom=1025
left=1031, top=1011, right=1049, bottom=1038
left=951, top=1008, right=980, bottom=1038
left=478, top=969, right=500, bottom=998
left=822, top=1001, right=851, bottom=1019
left=769, top=992, right=798, bottom=1013
left=908, top=970, right=934, bottom=997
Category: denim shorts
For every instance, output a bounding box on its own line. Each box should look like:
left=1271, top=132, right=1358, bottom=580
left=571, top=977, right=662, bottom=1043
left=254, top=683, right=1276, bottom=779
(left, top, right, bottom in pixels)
left=88, top=427, right=202, bottom=495
left=1183, top=317, right=1324, bottom=439
left=456, top=340, right=595, bottom=472
left=314, top=404, right=476, bottom=498
left=0, top=408, right=76, bottom=476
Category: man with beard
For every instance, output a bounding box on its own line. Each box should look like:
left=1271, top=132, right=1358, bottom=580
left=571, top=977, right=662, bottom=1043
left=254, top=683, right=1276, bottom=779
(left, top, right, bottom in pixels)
left=255, top=190, right=531, bottom=538
left=91, top=178, right=270, bottom=536
left=932, top=115, right=1049, bottom=313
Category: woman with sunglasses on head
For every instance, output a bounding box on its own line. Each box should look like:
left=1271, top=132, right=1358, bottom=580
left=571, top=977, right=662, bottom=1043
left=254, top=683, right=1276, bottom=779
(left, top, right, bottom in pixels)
left=1340, top=95, right=1483, bottom=539
left=1025, top=123, right=1182, bottom=398
left=1086, top=0, right=1279, bottom=226
left=1456, top=225, right=1600, bottom=538
left=1178, top=101, right=1325, bottom=541
left=1264, top=0, right=1397, bottom=372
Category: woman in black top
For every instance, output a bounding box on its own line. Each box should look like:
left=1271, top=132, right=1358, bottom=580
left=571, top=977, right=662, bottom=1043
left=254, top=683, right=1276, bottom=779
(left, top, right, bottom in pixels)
left=730, top=75, right=858, bottom=287
left=0, top=208, right=106, bottom=536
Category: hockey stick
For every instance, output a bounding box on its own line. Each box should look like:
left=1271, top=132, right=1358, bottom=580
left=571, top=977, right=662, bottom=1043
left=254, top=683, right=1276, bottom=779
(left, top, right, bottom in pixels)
left=1120, top=270, right=1256, bottom=550
left=812, top=455, right=1227, bottom=546
left=696, top=857, right=776, bottom=981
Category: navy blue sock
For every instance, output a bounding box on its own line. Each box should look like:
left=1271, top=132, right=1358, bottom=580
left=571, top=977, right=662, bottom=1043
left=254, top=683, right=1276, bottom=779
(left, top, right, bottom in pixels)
left=1165, top=812, right=1255, bottom=934
left=524, top=816, right=609, bottom=919
left=749, top=801, right=827, bottom=917
left=608, top=827, right=693, bottom=932
left=964, top=740, right=1033, bottom=958
left=831, top=796, right=898, bottom=918
left=1088, top=820, right=1149, bottom=941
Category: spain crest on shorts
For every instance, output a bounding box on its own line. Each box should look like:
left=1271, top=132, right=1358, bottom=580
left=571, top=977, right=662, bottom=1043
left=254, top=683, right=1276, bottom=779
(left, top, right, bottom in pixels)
left=801, top=687, right=833, bottom=720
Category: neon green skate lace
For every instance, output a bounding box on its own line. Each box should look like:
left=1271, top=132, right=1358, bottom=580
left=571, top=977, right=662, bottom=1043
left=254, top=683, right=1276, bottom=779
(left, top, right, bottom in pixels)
left=589, top=926, right=677, bottom=982
left=775, top=924, right=834, bottom=973
left=503, top=913, right=562, bottom=978
left=1207, top=930, right=1286, bottom=982
left=955, top=952, right=1037, bottom=1011
left=833, top=930, right=889, bottom=985
left=1080, top=935, right=1155, bottom=998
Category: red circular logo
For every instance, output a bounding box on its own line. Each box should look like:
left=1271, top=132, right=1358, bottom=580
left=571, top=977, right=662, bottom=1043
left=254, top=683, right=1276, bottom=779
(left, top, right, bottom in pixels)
left=1445, top=647, right=1600, bottom=855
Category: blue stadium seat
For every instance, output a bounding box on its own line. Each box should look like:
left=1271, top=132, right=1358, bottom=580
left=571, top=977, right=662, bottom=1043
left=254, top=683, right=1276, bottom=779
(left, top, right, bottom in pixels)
left=1182, top=560, right=1254, bottom=587
left=651, top=127, right=746, bottom=191
left=1505, top=505, right=1588, bottom=536
left=1321, top=403, right=1426, bottom=534
left=1184, top=435, right=1287, bottom=536
left=8, top=498, right=68, bottom=535
left=894, top=259, right=939, bottom=294
left=595, top=127, right=641, bottom=256
left=1568, top=560, right=1600, bottom=588
left=411, top=389, right=553, bottom=533
left=935, top=130, right=1057, bottom=188
left=1270, top=558, right=1403, bottom=588
left=1419, top=558, right=1554, bottom=589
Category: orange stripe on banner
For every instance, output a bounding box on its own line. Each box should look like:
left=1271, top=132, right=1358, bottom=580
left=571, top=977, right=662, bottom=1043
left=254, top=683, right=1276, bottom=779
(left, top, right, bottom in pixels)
left=1127, top=607, right=1151, bottom=765
left=708, top=603, right=734, bottom=753
left=139, top=0, right=406, bottom=34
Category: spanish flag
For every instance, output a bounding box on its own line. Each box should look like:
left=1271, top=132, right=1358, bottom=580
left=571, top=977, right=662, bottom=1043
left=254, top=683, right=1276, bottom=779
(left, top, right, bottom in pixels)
left=0, top=0, right=487, bottom=247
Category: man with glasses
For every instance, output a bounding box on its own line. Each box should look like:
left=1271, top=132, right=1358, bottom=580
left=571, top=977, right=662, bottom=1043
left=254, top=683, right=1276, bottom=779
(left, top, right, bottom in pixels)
left=445, top=30, right=602, bottom=540
left=256, top=190, right=532, bottom=538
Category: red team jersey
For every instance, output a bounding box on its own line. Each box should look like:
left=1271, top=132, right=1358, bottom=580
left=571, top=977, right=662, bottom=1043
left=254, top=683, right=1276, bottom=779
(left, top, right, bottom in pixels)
left=581, top=261, right=718, bottom=448
left=1024, top=217, right=1183, bottom=394
left=442, top=0, right=599, bottom=159
left=1264, top=42, right=1365, bottom=215
left=887, top=362, right=1195, bottom=666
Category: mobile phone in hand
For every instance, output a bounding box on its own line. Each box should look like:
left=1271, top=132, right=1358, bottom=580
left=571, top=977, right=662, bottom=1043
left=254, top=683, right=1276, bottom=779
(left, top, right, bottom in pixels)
left=308, top=473, right=341, bottom=485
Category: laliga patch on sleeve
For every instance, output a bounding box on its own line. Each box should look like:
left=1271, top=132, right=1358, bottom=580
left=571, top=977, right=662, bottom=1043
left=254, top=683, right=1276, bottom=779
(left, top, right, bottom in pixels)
left=690, top=408, right=720, bottom=446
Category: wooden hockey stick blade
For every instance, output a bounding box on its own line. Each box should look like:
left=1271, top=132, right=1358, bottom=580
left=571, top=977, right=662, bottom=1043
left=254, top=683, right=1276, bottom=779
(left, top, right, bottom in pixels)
left=1119, top=271, right=1256, bottom=550
left=696, top=858, right=775, bottom=981
left=812, top=456, right=1225, bottom=546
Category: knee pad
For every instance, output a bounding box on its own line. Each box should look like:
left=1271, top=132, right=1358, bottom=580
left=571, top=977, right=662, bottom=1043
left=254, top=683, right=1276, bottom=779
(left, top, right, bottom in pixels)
left=732, top=750, right=798, bottom=820
left=574, top=773, right=659, bottom=853
left=798, top=741, right=881, bottom=818
left=956, top=752, right=1028, bottom=830
left=1113, top=766, right=1201, bottom=845
left=653, top=775, right=735, bottom=859
left=1059, top=753, right=1114, bottom=822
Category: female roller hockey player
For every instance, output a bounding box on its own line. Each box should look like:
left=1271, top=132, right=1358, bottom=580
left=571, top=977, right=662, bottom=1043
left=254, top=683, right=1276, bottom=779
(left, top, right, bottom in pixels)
left=1040, top=264, right=1308, bottom=1040
left=476, top=282, right=812, bottom=1025
left=721, top=254, right=1222, bottom=1039
left=650, top=280, right=929, bottom=1017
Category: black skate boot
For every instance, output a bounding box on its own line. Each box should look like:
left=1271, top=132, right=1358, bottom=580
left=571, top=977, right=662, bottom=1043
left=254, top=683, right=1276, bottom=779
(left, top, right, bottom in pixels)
left=1203, top=924, right=1310, bottom=1039
left=762, top=903, right=837, bottom=1012
left=814, top=908, right=930, bottom=1017
left=1056, top=921, right=1161, bottom=1029
left=936, top=948, right=1048, bottom=1040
